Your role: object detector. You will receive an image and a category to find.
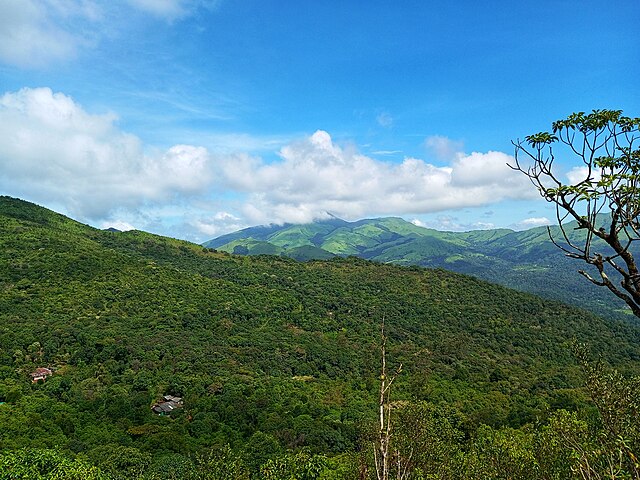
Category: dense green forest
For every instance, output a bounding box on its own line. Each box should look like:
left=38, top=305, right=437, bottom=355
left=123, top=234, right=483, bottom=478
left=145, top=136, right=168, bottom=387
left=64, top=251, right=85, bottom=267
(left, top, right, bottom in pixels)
left=205, top=216, right=634, bottom=322
left=1, top=196, right=640, bottom=479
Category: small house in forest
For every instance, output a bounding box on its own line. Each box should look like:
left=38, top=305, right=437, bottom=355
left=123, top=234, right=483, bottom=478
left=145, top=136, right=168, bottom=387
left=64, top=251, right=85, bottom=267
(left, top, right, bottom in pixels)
left=31, top=367, right=52, bottom=383
left=151, top=395, right=183, bottom=415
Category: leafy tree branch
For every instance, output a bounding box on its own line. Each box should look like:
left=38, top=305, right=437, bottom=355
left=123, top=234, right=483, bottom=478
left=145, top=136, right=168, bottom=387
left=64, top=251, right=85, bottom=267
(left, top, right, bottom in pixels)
left=511, top=110, right=640, bottom=317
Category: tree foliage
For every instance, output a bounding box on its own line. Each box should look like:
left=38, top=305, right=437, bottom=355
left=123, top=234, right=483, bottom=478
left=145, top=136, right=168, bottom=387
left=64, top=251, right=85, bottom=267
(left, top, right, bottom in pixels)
left=512, top=110, right=640, bottom=316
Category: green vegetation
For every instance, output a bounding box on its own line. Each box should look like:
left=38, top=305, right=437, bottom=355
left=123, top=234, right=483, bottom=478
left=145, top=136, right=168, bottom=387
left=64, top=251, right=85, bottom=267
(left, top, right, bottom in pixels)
left=513, top=109, right=640, bottom=317
left=2, top=196, right=640, bottom=478
left=206, top=216, right=636, bottom=321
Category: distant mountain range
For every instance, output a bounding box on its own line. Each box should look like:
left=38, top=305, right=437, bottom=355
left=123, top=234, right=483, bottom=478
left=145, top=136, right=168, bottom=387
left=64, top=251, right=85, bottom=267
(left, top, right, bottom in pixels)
left=204, top=216, right=632, bottom=321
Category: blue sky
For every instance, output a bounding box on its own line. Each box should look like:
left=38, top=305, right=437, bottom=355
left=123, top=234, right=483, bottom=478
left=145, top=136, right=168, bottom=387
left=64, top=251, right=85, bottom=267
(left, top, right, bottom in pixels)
left=0, top=0, right=638, bottom=241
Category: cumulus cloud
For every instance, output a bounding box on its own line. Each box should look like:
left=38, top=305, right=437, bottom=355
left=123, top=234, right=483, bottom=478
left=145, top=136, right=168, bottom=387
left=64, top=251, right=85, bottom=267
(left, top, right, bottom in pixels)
left=218, top=130, right=537, bottom=225
left=0, top=87, right=214, bottom=218
left=0, top=0, right=99, bottom=68
left=0, top=88, right=541, bottom=240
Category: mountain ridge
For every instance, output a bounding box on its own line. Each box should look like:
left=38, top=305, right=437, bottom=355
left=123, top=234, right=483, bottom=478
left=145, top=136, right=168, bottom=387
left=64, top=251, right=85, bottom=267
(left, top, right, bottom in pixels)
left=204, top=216, right=632, bottom=321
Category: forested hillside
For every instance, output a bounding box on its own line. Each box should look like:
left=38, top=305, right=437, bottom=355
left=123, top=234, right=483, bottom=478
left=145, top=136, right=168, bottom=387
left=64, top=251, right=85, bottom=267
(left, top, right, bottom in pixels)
left=2, top=196, right=640, bottom=478
left=205, top=216, right=633, bottom=321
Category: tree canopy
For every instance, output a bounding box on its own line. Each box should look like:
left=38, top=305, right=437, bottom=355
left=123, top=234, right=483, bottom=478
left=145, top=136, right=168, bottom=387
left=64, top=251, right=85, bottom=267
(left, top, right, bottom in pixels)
left=511, top=110, right=640, bottom=317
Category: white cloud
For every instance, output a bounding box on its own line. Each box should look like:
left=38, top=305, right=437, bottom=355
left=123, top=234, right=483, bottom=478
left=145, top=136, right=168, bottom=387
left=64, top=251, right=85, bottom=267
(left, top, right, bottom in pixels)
left=0, top=89, right=541, bottom=240
left=0, top=0, right=99, bottom=68
left=214, top=211, right=239, bottom=221
left=218, top=130, right=537, bottom=225
left=0, top=87, right=214, bottom=219
left=513, top=217, right=552, bottom=230
left=424, top=135, right=464, bottom=161
left=101, top=220, right=136, bottom=231
left=566, top=166, right=602, bottom=184
left=191, top=220, right=220, bottom=237
left=371, top=150, right=402, bottom=156
left=0, top=0, right=74, bottom=67
left=450, top=151, right=522, bottom=188
left=0, top=0, right=222, bottom=68
left=411, top=219, right=427, bottom=228
left=190, top=213, right=243, bottom=238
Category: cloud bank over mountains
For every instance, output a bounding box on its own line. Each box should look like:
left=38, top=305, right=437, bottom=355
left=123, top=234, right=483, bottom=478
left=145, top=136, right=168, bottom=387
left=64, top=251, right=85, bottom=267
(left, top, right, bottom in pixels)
left=224, top=130, right=536, bottom=225
left=0, top=87, right=540, bottom=239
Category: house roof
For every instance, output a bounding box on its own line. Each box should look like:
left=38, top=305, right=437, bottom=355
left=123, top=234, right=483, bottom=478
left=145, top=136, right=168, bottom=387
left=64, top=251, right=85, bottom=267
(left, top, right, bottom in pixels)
left=152, top=398, right=183, bottom=414
left=152, top=403, right=175, bottom=413
left=163, top=395, right=182, bottom=403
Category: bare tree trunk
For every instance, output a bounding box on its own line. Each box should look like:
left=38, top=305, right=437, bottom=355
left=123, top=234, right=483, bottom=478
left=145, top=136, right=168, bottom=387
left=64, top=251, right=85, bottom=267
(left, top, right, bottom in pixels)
left=375, top=319, right=402, bottom=480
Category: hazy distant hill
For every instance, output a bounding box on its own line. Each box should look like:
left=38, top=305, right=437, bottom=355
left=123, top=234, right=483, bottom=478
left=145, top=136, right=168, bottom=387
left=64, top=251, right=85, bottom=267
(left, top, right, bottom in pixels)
left=205, top=216, right=632, bottom=321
